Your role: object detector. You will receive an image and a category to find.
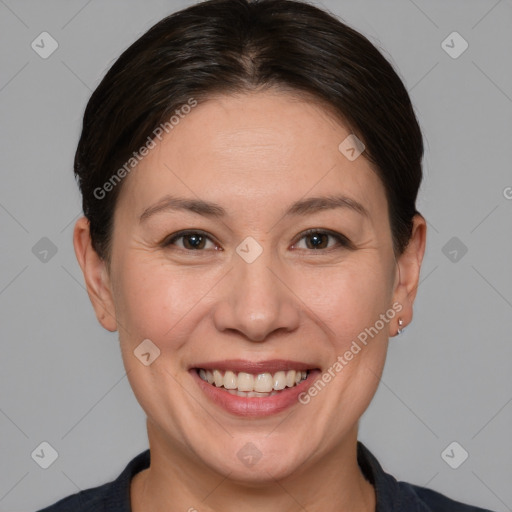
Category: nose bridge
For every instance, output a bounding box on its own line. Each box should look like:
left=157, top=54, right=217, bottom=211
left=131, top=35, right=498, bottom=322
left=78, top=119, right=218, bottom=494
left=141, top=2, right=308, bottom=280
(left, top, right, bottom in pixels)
left=212, top=239, right=300, bottom=341
left=236, top=249, right=279, bottom=313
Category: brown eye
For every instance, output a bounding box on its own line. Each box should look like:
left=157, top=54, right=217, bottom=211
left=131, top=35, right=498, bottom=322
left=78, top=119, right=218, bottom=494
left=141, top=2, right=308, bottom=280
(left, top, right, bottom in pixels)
left=305, top=232, right=329, bottom=249
left=293, top=229, right=351, bottom=251
left=163, top=230, right=218, bottom=251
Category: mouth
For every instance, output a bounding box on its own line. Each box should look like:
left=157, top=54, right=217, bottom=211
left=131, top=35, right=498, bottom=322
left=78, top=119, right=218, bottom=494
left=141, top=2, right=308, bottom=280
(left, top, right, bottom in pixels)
left=189, top=360, right=321, bottom=416
left=195, top=368, right=309, bottom=397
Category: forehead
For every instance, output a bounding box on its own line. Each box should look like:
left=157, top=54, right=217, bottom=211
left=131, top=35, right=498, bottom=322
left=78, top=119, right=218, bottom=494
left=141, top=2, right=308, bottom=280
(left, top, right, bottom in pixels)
left=116, top=91, right=388, bottom=223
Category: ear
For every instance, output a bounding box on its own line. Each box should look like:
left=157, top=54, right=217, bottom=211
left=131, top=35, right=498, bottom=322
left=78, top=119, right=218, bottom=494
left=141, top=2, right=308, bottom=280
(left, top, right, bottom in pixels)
left=73, top=216, right=117, bottom=332
left=391, top=214, right=427, bottom=335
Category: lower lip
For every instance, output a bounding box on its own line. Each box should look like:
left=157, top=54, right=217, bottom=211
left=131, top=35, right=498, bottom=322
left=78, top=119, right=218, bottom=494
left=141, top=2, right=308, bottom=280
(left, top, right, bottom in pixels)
left=190, top=368, right=322, bottom=417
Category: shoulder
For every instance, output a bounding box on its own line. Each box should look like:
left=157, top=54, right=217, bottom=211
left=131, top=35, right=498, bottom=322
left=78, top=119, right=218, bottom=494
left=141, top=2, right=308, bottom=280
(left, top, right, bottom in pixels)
left=356, top=441, right=497, bottom=512
left=397, top=481, right=496, bottom=512
left=35, top=449, right=151, bottom=512
left=35, top=482, right=113, bottom=512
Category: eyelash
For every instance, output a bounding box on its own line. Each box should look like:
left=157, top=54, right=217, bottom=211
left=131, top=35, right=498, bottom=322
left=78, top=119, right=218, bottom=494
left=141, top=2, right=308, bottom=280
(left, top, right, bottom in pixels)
left=162, top=228, right=352, bottom=253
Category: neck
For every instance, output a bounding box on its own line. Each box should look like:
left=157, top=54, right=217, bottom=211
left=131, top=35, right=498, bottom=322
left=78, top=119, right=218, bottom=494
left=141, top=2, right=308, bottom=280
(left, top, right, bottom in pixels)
left=131, top=420, right=375, bottom=512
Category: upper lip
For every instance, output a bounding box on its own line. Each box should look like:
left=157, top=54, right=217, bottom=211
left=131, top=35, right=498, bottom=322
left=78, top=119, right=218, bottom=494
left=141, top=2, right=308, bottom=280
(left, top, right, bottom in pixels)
left=191, top=359, right=318, bottom=374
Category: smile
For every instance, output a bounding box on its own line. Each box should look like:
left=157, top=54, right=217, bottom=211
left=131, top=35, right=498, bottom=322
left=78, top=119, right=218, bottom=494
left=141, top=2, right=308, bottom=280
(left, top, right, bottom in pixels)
left=197, top=368, right=309, bottom=397
left=190, top=360, right=321, bottom=416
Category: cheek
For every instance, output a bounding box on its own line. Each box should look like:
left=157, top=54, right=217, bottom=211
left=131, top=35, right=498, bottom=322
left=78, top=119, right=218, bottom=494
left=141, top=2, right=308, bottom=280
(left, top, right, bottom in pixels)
left=294, top=258, right=392, bottom=342
left=113, top=256, right=217, bottom=348
left=112, top=259, right=205, bottom=409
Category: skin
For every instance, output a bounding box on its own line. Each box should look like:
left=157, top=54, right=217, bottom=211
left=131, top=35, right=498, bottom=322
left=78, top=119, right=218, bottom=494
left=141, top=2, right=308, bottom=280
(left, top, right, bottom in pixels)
left=73, top=90, right=426, bottom=512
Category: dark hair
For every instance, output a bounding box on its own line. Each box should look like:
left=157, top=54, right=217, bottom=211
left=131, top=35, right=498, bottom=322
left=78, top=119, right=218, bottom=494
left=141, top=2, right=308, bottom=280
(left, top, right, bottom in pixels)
left=74, top=0, right=423, bottom=265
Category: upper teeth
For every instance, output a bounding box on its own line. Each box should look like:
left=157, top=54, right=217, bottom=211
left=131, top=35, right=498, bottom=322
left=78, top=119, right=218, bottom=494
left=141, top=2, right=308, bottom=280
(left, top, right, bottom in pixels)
left=199, top=369, right=308, bottom=392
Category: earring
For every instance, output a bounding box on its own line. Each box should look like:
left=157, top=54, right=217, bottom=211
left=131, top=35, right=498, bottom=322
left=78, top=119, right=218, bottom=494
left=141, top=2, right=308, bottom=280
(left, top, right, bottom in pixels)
left=397, top=318, right=404, bottom=335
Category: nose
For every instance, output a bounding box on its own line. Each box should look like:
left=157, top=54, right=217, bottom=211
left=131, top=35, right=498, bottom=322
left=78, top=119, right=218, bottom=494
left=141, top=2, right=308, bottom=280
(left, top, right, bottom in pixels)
left=212, top=247, right=301, bottom=342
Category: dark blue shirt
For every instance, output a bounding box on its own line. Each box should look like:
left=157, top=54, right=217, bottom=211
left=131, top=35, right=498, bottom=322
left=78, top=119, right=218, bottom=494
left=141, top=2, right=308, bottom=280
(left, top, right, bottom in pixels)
left=37, top=441, right=495, bottom=511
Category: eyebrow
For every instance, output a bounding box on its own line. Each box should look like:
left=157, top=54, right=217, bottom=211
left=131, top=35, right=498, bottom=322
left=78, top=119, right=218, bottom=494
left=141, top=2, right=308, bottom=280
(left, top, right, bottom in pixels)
left=139, top=193, right=370, bottom=222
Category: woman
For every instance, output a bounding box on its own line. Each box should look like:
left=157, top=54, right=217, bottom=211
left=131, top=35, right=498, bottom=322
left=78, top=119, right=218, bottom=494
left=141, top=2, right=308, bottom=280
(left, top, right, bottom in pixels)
left=38, top=0, right=495, bottom=510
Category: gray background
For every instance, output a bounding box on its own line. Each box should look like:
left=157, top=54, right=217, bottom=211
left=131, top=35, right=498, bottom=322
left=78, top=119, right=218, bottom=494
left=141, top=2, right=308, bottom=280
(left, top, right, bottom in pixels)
left=0, top=0, right=511, bottom=511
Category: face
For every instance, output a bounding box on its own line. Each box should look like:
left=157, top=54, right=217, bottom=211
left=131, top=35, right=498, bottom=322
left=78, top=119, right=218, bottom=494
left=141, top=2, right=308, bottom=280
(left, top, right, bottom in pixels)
left=75, top=90, right=425, bottom=483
